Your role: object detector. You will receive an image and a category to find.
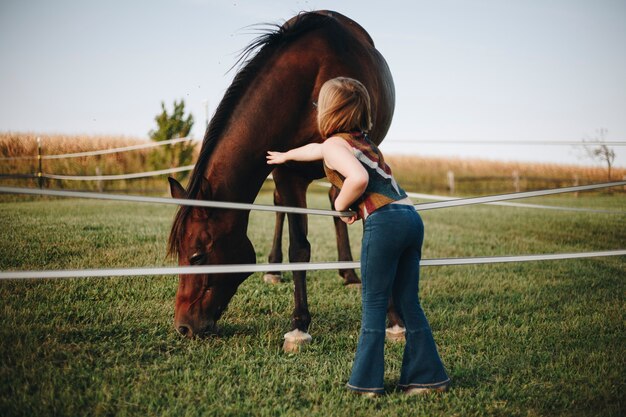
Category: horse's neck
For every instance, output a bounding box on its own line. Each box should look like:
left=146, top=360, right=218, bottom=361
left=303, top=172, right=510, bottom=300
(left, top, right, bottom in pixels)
left=203, top=145, right=271, bottom=204
left=201, top=66, right=317, bottom=204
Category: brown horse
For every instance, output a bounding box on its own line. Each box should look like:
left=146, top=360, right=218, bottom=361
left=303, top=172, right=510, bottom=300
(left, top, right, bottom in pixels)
left=168, top=10, right=399, bottom=345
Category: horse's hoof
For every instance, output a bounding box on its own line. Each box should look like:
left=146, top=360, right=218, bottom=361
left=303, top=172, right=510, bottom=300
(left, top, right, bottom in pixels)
left=282, top=329, right=312, bottom=353
left=385, top=325, right=406, bottom=342
left=343, top=279, right=362, bottom=287
left=345, top=283, right=361, bottom=289
left=263, top=273, right=281, bottom=284
left=341, top=271, right=361, bottom=286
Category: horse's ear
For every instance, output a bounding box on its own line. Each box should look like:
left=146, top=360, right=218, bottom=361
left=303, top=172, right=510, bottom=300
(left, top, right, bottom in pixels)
left=168, top=177, right=187, bottom=199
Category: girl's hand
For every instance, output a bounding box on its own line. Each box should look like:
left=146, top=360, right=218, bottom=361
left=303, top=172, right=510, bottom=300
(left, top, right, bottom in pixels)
left=340, top=214, right=358, bottom=225
left=266, top=151, right=288, bottom=165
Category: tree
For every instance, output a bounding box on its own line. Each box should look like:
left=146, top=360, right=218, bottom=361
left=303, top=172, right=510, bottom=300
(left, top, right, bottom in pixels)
left=149, top=100, right=195, bottom=177
left=582, top=128, right=616, bottom=181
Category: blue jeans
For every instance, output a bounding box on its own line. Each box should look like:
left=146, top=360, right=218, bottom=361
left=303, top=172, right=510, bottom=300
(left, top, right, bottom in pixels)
left=347, top=204, right=449, bottom=394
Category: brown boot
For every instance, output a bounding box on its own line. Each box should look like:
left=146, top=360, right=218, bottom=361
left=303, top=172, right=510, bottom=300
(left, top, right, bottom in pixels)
left=403, top=383, right=449, bottom=396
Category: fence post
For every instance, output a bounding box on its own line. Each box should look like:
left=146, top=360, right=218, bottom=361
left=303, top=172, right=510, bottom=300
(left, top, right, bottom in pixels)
left=37, top=137, right=43, bottom=189
left=573, top=174, right=579, bottom=198
left=447, top=170, right=455, bottom=195
left=95, top=166, right=103, bottom=192
left=512, top=170, right=520, bottom=192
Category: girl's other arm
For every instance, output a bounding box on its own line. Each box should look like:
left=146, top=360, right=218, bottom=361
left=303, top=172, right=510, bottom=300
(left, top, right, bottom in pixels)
left=322, top=138, right=368, bottom=213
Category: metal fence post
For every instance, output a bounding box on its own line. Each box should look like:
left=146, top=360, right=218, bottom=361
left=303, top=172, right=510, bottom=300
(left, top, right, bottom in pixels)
left=37, top=137, right=43, bottom=189
left=512, top=170, right=520, bottom=192
left=95, top=166, right=103, bottom=192
left=447, top=170, right=455, bottom=194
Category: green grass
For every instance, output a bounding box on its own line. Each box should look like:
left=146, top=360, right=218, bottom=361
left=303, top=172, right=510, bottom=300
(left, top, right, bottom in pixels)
left=0, top=191, right=624, bottom=416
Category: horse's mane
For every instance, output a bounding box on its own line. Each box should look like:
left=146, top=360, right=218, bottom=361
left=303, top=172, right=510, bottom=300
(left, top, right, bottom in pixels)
left=167, top=11, right=335, bottom=258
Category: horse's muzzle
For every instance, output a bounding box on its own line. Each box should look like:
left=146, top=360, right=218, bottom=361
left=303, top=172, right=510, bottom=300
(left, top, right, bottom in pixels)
left=175, top=320, right=217, bottom=338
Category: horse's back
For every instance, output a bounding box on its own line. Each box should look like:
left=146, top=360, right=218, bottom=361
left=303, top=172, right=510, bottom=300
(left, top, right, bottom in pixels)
left=281, top=11, right=395, bottom=145
left=283, top=10, right=375, bottom=47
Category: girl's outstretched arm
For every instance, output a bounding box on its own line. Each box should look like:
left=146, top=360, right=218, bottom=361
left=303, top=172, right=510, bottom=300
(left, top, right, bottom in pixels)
left=266, top=143, right=323, bottom=165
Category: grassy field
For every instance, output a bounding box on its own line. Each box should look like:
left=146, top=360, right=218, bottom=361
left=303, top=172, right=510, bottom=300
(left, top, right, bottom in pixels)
left=0, top=190, right=625, bottom=417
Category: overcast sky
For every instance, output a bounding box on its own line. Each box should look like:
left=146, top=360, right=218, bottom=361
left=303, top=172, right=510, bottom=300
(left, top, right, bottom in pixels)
left=1, top=0, right=625, bottom=167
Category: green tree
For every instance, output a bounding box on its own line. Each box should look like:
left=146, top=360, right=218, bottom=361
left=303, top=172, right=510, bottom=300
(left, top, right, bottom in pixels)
left=148, top=99, right=195, bottom=178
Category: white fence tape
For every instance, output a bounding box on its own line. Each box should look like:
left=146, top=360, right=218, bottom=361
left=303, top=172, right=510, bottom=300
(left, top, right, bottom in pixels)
left=383, top=139, right=626, bottom=146
left=403, top=191, right=624, bottom=214
left=413, top=181, right=626, bottom=211
left=1, top=250, right=624, bottom=280
left=311, top=181, right=626, bottom=214
left=3, top=137, right=624, bottom=162
left=29, top=162, right=622, bottom=214
left=3, top=147, right=621, bottom=214
left=43, top=165, right=195, bottom=181
left=13, top=167, right=623, bottom=213
left=0, top=136, right=196, bottom=161
left=0, top=186, right=353, bottom=217
left=1, top=183, right=623, bottom=280
left=1, top=181, right=625, bottom=216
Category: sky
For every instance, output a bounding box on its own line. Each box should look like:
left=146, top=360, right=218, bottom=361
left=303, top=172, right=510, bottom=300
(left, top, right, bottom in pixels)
left=1, top=0, right=625, bottom=167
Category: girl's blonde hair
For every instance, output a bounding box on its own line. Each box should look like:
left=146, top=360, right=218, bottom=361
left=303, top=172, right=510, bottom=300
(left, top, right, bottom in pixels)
left=317, top=77, right=372, bottom=139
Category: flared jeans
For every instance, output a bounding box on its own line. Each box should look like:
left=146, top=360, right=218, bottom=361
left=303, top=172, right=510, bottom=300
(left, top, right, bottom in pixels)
left=347, top=204, right=449, bottom=394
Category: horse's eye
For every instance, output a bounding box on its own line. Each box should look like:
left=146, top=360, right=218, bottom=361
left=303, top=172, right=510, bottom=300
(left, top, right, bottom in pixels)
left=189, top=252, right=207, bottom=265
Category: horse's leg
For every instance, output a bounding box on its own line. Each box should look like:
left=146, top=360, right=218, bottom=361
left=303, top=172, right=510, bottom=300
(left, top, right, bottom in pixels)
left=263, top=188, right=284, bottom=284
left=328, top=186, right=361, bottom=286
left=386, top=295, right=406, bottom=342
left=273, top=170, right=313, bottom=352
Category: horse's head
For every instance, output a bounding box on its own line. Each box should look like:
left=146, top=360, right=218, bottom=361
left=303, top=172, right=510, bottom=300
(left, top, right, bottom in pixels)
left=168, top=177, right=255, bottom=338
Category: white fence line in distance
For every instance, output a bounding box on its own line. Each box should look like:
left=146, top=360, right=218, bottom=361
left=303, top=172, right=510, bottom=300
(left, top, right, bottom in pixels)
left=12, top=162, right=624, bottom=214
left=0, top=136, right=197, bottom=161
left=43, top=165, right=195, bottom=181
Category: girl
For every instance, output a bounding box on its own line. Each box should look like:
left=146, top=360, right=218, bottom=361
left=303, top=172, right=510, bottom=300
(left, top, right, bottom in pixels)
left=267, top=77, right=449, bottom=396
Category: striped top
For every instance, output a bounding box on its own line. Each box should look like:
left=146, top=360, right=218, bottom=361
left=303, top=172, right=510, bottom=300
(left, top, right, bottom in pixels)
left=324, top=131, right=407, bottom=219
